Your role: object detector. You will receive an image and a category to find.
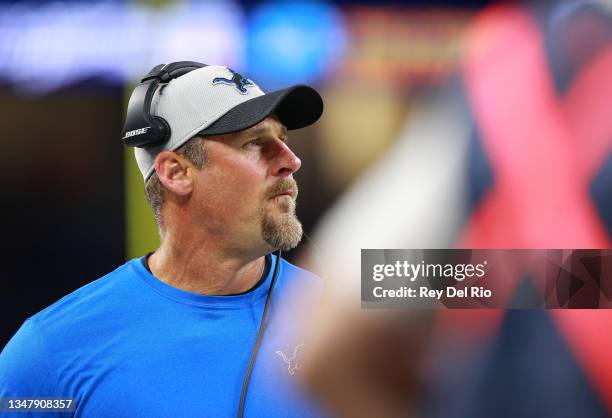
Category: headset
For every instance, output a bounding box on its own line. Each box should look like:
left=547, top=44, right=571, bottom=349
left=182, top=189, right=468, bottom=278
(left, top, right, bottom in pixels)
left=122, top=62, right=282, bottom=418
left=121, top=61, right=206, bottom=148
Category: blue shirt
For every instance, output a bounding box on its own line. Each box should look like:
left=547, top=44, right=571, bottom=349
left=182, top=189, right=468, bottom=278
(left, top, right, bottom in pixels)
left=0, top=255, right=325, bottom=417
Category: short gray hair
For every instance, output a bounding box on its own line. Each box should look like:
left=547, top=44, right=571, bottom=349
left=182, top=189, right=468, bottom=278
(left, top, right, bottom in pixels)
left=144, top=136, right=206, bottom=231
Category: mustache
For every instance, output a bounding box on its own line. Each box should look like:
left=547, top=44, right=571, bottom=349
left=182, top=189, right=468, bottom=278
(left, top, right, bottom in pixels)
left=266, top=178, right=298, bottom=199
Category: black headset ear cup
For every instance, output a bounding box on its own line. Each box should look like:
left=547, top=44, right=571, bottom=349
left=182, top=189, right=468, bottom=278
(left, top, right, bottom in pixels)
left=121, top=61, right=206, bottom=148
left=151, top=116, right=171, bottom=145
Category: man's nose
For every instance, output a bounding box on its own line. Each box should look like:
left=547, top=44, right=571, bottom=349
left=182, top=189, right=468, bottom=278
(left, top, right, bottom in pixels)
left=271, top=140, right=301, bottom=177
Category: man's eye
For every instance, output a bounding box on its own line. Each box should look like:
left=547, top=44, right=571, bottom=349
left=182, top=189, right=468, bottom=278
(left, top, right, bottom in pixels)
left=245, top=139, right=261, bottom=147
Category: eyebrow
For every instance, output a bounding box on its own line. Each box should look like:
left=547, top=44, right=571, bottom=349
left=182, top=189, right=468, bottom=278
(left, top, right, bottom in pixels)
left=246, top=125, right=288, bottom=138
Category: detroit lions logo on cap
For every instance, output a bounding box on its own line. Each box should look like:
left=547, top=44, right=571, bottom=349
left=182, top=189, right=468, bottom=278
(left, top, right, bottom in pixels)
left=212, top=69, right=254, bottom=94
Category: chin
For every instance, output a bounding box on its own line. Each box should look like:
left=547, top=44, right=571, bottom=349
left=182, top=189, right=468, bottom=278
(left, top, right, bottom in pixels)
left=261, top=212, right=303, bottom=252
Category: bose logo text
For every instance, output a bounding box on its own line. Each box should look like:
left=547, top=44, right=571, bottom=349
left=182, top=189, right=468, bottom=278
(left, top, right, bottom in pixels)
left=122, top=127, right=150, bottom=139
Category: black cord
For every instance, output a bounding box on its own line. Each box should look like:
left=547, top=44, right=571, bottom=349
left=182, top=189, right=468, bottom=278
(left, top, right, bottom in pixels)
left=237, top=250, right=282, bottom=418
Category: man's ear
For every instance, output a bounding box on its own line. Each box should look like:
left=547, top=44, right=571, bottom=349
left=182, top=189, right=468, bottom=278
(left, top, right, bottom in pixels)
left=154, top=151, right=194, bottom=196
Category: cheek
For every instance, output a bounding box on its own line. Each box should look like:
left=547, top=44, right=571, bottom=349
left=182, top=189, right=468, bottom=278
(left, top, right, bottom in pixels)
left=200, top=159, right=265, bottom=217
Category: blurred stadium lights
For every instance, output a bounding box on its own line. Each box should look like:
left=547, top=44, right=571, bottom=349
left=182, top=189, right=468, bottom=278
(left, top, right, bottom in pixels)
left=0, top=0, right=245, bottom=94
left=246, top=0, right=348, bottom=90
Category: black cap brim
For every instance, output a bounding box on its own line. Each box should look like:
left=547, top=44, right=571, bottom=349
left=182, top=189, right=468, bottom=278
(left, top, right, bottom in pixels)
left=199, top=85, right=323, bottom=136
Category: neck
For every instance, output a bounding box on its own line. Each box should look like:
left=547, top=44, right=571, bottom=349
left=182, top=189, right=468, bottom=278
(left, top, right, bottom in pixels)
left=148, top=229, right=268, bottom=295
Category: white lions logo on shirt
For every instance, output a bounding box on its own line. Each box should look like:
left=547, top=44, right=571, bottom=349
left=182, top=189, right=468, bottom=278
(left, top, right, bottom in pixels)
left=276, top=343, right=306, bottom=375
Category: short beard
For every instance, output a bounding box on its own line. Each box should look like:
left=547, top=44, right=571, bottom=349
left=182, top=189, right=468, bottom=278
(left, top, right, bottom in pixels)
left=261, top=179, right=303, bottom=252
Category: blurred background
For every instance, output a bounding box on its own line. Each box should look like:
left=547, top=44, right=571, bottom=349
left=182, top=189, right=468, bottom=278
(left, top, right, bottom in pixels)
left=0, top=0, right=611, bottom=417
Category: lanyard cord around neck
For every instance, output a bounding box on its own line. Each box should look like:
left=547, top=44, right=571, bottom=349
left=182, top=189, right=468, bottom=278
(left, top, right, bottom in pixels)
left=237, top=250, right=282, bottom=418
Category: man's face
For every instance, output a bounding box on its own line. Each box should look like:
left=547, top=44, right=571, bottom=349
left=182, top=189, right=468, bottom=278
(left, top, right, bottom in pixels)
left=192, top=115, right=303, bottom=254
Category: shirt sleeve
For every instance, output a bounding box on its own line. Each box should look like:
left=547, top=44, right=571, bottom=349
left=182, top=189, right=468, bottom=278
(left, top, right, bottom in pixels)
left=0, top=319, right=68, bottom=417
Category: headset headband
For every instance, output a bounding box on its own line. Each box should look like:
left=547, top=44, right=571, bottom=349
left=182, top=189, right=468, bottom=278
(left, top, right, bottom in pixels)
left=120, top=61, right=207, bottom=148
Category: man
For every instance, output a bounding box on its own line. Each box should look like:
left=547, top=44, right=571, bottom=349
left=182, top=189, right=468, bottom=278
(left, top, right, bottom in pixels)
left=0, top=63, right=325, bottom=417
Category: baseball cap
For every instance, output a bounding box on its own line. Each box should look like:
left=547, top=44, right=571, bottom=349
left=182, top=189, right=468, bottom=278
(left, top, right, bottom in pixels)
left=133, top=65, right=324, bottom=181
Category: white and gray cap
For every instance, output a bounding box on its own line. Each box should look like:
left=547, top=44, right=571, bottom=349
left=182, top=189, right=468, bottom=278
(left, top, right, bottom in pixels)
left=132, top=65, right=323, bottom=180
